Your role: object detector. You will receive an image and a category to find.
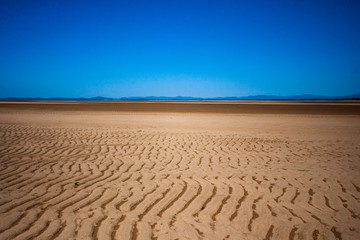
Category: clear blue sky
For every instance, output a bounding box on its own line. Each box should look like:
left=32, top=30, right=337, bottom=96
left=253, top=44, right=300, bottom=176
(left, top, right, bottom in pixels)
left=1, top=0, right=359, bottom=98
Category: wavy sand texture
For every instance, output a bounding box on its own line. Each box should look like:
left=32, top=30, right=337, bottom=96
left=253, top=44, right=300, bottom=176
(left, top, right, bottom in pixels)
left=0, top=102, right=360, bottom=240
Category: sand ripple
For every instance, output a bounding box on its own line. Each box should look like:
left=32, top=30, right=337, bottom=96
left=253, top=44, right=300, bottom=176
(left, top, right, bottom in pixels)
left=0, top=125, right=359, bottom=240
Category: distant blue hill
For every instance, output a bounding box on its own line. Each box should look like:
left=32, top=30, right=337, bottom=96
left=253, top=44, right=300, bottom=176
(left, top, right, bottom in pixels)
left=1, top=94, right=360, bottom=101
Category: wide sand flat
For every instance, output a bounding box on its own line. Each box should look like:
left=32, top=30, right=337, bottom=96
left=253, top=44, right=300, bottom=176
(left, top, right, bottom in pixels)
left=0, top=101, right=360, bottom=240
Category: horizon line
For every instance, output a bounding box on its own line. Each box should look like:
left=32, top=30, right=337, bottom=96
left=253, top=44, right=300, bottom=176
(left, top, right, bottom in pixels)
left=1, top=93, right=360, bottom=101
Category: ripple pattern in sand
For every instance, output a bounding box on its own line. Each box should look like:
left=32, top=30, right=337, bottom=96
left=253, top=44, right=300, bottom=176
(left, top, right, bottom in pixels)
left=0, top=125, right=360, bottom=240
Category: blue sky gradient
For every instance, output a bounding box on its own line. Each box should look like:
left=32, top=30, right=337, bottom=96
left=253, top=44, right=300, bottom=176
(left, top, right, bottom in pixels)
left=1, top=0, right=359, bottom=98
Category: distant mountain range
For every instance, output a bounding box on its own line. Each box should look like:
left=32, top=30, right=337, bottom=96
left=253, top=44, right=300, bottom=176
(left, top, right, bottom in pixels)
left=1, top=94, right=360, bottom=101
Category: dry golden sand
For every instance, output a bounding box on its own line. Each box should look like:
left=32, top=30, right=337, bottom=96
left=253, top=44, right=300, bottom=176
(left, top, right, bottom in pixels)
left=0, top=101, right=360, bottom=240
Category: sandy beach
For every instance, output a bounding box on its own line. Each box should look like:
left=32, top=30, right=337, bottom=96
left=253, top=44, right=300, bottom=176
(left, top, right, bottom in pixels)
left=0, top=101, right=359, bottom=240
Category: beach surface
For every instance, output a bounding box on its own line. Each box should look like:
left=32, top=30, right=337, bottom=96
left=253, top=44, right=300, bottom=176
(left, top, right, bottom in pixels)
left=0, top=101, right=360, bottom=240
